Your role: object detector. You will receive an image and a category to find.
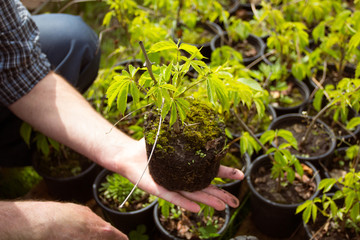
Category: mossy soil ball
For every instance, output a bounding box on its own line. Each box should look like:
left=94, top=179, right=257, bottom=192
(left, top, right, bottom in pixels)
left=144, top=101, right=227, bottom=192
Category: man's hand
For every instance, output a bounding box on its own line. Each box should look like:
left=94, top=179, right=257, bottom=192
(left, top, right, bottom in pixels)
left=113, top=138, right=244, bottom=213
left=0, top=201, right=128, bottom=240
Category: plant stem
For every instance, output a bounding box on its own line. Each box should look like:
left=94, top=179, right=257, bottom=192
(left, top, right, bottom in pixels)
left=139, top=41, right=157, bottom=84
left=231, top=109, right=274, bottom=162
left=119, top=98, right=165, bottom=209
left=300, top=85, right=360, bottom=146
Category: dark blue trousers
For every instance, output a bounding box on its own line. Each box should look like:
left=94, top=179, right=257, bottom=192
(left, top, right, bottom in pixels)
left=0, top=14, right=101, bottom=166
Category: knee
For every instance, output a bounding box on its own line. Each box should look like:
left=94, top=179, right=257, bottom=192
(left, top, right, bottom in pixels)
left=33, top=13, right=99, bottom=55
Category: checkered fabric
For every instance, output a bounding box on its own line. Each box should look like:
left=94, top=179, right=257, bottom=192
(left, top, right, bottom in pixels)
left=0, top=0, right=50, bottom=106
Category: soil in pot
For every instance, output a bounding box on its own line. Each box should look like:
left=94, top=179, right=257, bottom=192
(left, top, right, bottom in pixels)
left=269, top=114, right=336, bottom=161
left=33, top=145, right=100, bottom=202
left=154, top=203, right=230, bottom=240
left=225, top=104, right=276, bottom=137
left=303, top=193, right=358, bottom=240
left=97, top=172, right=156, bottom=212
left=269, top=76, right=310, bottom=115
left=247, top=155, right=321, bottom=238
left=304, top=213, right=359, bottom=240
left=93, top=169, right=157, bottom=234
left=309, top=63, right=355, bottom=89
left=145, top=100, right=227, bottom=192
left=34, top=146, right=92, bottom=179
left=300, top=102, right=360, bottom=145
left=321, top=147, right=360, bottom=185
left=211, top=33, right=265, bottom=66
left=251, top=160, right=317, bottom=205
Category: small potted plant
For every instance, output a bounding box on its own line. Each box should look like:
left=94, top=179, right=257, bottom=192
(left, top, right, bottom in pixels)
left=106, top=40, right=248, bottom=193
left=246, top=131, right=322, bottom=238
left=93, top=169, right=157, bottom=234
left=296, top=169, right=360, bottom=239
left=210, top=16, right=265, bottom=66
left=320, top=144, right=360, bottom=190
left=21, top=124, right=101, bottom=203
left=153, top=199, right=230, bottom=240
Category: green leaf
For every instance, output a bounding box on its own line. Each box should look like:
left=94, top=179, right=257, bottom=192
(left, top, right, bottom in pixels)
left=20, top=122, right=32, bottom=147
left=350, top=202, right=359, bottom=222
left=169, top=102, right=177, bottom=127
left=345, top=191, right=356, bottom=212
left=149, top=40, right=178, bottom=53
left=277, top=129, right=298, bottom=149
left=116, top=81, right=130, bottom=115
left=318, top=178, right=337, bottom=193
left=347, top=117, right=360, bottom=130
left=175, top=98, right=189, bottom=123
left=348, top=31, right=360, bottom=53
left=179, top=43, right=205, bottom=59
left=259, top=130, right=275, bottom=145
left=237, top=78, right=263, bottom=91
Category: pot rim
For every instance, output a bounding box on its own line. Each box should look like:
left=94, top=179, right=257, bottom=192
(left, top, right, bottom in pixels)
left=246, top=154, right=322, bottom=208
left=153, top=202, right=231, bottom=240
left=210, top=32, right=266, bottom=64
left=268, top=113, right=337, bottom=161
left=33, top=153, right=99, bottom=182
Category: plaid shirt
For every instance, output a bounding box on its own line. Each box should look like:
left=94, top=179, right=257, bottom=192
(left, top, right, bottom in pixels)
left=0, top=0, right=51, bottom=106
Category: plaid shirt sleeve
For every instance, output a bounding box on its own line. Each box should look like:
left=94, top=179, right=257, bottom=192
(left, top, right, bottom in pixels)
left=0, top=0, right=51, bottom=106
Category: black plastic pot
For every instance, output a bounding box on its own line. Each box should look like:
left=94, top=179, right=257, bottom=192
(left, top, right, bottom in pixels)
left=270, top=75, right=310, bottom=116
left=229, top=2, right=262, bottom=21
left=92, top=169, right=158, bottom=234
left=268, top=113, right=337, bottom=163
left=153, top=202, right=230, bottom=240
left=305, top=63, right=356, bottom=91
left=33, top=153, right=101, bottom=203
left=172, top=21, right=223, bottom=62
left=320, top=147, right=352, bottom=191
left=299, top=102, right=360, bottom=146
left=216, top=149, right=251, bottom=197
left=210, top=32, right=265, bottom=66
left=246, top=154, right=321, bottom=238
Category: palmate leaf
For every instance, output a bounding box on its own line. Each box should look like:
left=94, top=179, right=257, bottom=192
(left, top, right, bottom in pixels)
left=206, top=76, right=229, bottom=110
left=347, top=117, right=360, bottom=130
left=148, top=40, right=178, bottom=53
left=277, top=129, right=298, bottom=150
left=179, top=43, right=205, bottom=59
left=107, top=74, right=131, bottom=114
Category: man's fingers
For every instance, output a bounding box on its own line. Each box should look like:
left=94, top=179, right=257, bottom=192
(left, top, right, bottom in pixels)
left=201, top=185, right=239, bottom=208
left=218, top=165, right=244, bottom=180
left=179, top=189, right=226, bottom=211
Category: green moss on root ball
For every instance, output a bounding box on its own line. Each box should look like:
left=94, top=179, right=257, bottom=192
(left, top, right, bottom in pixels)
left=144, top=100, right=227, bottom=192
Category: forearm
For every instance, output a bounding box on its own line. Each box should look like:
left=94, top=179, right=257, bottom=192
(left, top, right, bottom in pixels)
left=0, top=201, right=128, bottom=240
left=8, top=71, right=137, bottom=173
left=0, top=201, right=51, bottom=240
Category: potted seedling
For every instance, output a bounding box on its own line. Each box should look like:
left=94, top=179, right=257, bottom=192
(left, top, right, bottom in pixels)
left=92, top=169, right=157, bottom=234
left=20, top=123, right=100, bottom=202
left=153, top=198, right=230, bottom=240
left=307, top=9, right=360, bottom=88
left=296, top=169, right=360, bottom=239
left=255, top=62, right=310, bottom=116
left=106, top=39, right=242, bottom=192
left=300, top=78, right=360, bottom=145
left=245, top=130, right=321, bottom=238
left=210, top=16, right=265, bottom=66
left=320, top=144, right=360, bottom=190
left=269, top=77, right=360, bottom=162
